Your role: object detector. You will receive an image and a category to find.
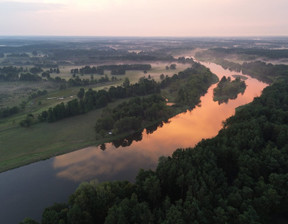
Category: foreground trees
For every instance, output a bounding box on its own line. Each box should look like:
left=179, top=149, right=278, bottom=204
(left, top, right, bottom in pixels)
left=23, top=79, right=288, bottom=223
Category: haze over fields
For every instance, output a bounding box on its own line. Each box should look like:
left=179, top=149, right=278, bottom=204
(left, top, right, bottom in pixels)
left=0, top=0, right=288, bottom=36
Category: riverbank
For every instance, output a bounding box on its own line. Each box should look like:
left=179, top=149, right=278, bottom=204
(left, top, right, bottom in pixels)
left=0, top=102, right=202, bottom=173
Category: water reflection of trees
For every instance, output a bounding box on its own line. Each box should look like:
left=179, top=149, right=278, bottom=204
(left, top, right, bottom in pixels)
left=99, top=120, right=169, bottom=150
left=112, top=131, right=143, bottom=148
left=215, top=89, right=245, bottom=105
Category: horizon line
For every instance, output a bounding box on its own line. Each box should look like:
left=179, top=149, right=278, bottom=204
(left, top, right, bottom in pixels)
left=1, top=35, right=288, bottom=39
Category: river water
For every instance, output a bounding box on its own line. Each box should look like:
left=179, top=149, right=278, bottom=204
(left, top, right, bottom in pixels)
left=0, top=62, right=267, bottom=223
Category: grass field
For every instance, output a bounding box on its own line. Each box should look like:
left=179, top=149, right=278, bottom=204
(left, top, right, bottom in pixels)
left=0, top=99, right=129, bottom=173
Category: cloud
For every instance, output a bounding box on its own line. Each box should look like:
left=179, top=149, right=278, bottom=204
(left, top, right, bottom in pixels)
left=0, top=0, right=287, bottom=36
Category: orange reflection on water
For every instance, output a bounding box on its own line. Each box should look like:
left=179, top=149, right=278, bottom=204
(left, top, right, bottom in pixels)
left=53, top=62, right=268, bottom=182
left=54, top=146, right=154, bottom=182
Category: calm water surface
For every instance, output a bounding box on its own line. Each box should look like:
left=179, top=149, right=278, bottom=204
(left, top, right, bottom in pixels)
left=0, top=62, right=267, bottom=223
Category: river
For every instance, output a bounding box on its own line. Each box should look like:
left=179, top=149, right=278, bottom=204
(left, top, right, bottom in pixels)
left=0, top=62, right=267, bottom=223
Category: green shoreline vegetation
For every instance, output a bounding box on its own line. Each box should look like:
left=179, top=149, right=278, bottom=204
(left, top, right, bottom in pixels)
left=0, top=61, right=218, bottom=173
left=232, top=74, right=248, bottom=80
left=22, top=78, right=288, bottom=224
left=213, top=76, right=246, bottom=104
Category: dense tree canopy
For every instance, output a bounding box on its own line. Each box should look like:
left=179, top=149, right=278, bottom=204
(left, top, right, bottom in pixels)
left=95, top=95, right=171, bottom=137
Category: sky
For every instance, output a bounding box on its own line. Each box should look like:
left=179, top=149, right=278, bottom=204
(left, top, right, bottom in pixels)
left=0, top=0, right=287, bottom=36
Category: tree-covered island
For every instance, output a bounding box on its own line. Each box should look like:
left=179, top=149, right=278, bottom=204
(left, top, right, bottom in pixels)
left=213, top=76, right=246, bottom=104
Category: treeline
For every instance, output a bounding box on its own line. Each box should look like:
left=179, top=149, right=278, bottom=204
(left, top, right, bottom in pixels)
left=71, top=66, right=104, bottom=75
left=0, top=66, right=59, bottom=82
left=218, top=60, right=288, bottom=84
left=71, top=64, right=152, bottom=76
left=0, top=106, right=20, bottom=118
left=95, top=95, right=171, bottom=137
left=45, top=74, right=116, bottom=88
left=0, top=65, right=117, bottom=87
left=7, top=53, right=30, bottom=58
left=177, top=57, right=194, bottom=64
left=37, top=77, right=160, bottom=123
left=28, top=90, right=48, bottom=100
left=0, top=66, right=23, bottom=81
left=22, top=79, right=288, bottom=224
left=213, top=76, right=246, bottom=104
left=67, top=75, right=117, bottom=87
left=210, top=47, right=288, bottom=60
left=241, top=61, right=288, bottom=83
left=51, top=48, right=174, bottom=64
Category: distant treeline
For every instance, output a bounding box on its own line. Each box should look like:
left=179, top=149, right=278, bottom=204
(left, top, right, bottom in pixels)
left=0, top=66, right=23, bottom=81
left=71, top=64, right=152, bottom=76
left=22, top=77, right=288, bottom=224
left=195, top=50, right=288, bottom=84
left=0, top=65, right=118, bottom=89
left=177, top=57, right=195, bottom=64
left=241, top=61, right=288, bottom=83
left=0, top=66, right=58, bottom=82
left=210, top=47, right=288, bottom=59
left=51, top=48, right=174, bottom=64
left=219, top=60, right=288, bottom=84
left=6, top=53, right=30, bottom=58
left=28, top=90, right=48, bottom=100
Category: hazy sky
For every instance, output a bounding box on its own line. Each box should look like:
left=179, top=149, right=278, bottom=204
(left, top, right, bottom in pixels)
left=0, top=0, right=287, bottom=36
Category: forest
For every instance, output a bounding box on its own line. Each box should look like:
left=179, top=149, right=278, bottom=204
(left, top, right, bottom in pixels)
left=21, top=77, right=288, bottom=224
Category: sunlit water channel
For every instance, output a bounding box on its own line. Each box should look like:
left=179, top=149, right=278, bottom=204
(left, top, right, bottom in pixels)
left=0, top=62, right=267, bottom=223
